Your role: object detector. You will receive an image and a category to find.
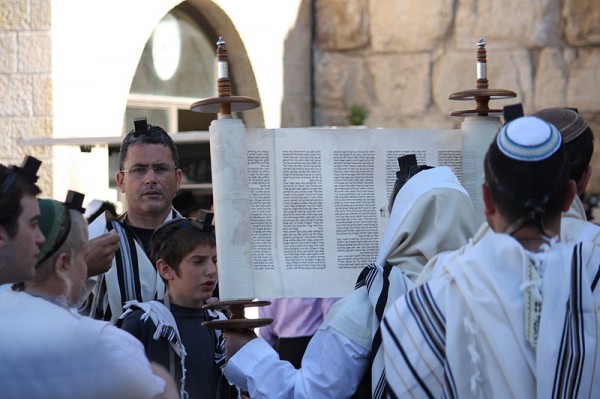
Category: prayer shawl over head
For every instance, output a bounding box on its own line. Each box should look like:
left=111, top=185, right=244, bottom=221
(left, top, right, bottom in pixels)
left=86, top=209, right=182, bottom=323
left=351, top=166, right=478, bottom=398
left=382, top=232, right=600, bottom=398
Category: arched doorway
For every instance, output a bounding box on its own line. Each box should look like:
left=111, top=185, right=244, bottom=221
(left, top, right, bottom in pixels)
left=115, top=2, right=263, bottom=211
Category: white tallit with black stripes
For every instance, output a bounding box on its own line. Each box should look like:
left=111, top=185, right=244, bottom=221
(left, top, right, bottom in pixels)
left=382, top=231, right=600, bottom=398
left=354, top=166, right=477, bottom=398
left=86, top=209, right=182, bottom=323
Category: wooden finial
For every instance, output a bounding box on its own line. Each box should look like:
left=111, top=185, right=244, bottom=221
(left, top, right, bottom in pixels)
left=202, top=299, right=273, bottom=330
left=191, top=37, right=260, bottom=117
left=448, top=38, right=516, bottom=117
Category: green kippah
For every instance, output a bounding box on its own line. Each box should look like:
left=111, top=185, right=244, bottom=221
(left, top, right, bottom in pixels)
left=37, top=199, right=69, bottom=264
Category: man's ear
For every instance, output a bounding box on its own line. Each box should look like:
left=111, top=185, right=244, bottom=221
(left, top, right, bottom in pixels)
left=482, top=183, right=496, bottom=218
left=577, top=165, right=592, bottom=194
left=0, top=226, right=8, bottom=249
left=116, top=171, right=125, bottom=193
left=157, top=259, right=175, bottom=281
left=562, top=180, right=578, bottom=212
left=175, top=168, right=183, bottom=191
left=54, top=252, right=69, bottom=273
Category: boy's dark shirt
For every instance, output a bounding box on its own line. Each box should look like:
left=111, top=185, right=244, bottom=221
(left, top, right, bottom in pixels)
left=120, top=301, right=236, bottom=399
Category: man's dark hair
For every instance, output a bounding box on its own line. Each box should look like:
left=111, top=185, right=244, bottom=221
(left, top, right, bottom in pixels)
left=484, top=136, right=569, bottom=228
left=150, top=217, right=216, bottom=281
left=0, top=159, right=42, bottom=237
left=118, top=118, right=179, bottom=170
left=565, top=127, right=594, bottom=183
left=532, top=107, right=594, bottom=184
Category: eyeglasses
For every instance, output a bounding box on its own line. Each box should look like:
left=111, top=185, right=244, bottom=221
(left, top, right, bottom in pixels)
left=120, top=164, right=178, bottom=178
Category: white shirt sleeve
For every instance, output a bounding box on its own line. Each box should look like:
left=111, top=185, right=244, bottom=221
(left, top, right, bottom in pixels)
left=95, top=323, right=167, bottom=398
left=225, top=325, right=370, bottom=399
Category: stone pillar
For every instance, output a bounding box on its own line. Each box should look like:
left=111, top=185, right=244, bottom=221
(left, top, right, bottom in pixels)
left=0, top=0, right=53, bottom=194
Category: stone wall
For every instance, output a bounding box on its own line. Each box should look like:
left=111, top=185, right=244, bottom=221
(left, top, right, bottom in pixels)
left=314, top=0, right=600, bottom=192
left=0, top=0, right=53, bottom=194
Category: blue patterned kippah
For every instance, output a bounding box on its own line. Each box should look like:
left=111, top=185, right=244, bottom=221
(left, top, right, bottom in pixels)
left=496, top=116, right=562, bottom=161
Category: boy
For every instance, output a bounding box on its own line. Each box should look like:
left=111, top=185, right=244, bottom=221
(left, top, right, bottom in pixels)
left=119, top=210, right=236, bottom=399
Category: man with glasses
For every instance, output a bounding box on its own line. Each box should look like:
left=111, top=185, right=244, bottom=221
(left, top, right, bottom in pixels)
left=85, top=117, right=183, bottom=322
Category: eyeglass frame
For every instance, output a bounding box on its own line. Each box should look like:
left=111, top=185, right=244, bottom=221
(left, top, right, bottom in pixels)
left=119, top=164, right=179, bottom=178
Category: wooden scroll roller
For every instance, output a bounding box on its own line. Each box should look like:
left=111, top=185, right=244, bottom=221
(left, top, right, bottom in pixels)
left=448, top=38, right=516, bottom=117
left=191, top=37, right=268, bottom=330
left=190, top=37, right=260, bottom=117
left=202, top=300, right=273, bottom=330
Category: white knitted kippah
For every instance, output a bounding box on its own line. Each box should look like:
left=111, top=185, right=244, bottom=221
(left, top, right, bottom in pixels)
left=496, top=116, right=562, bottom=161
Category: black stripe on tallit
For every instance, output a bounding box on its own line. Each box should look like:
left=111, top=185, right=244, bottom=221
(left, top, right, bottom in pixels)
left=406, top=285, right=446, bottom=363
left=382, top=315, right=435, bottom=399
left=551, top=243, right=586, bottom=399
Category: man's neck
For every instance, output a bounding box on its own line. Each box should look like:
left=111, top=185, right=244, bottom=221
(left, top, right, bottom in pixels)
left=510, top=223, right=560, bottom=252
left=125, top=210, right=171, bottom=230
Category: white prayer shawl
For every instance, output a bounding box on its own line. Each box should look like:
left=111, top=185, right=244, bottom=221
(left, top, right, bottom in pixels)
left=416, top=222, right=491, bottom=285
left=87, top=209, right=182, bottom=323
left=351, top=166, right=478, bottom=398
left=561, top=195, right=600, bottom=244
left=419, top=195, right=600, bottom=287
left=382, top=232, right=600, bottom=398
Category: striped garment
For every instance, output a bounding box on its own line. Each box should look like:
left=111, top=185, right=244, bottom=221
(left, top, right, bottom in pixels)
left=86, top=209, right=182, bottom=323
left=349, top=166, right=477, bottom=399
left=382, top=232, right=600, bottom=399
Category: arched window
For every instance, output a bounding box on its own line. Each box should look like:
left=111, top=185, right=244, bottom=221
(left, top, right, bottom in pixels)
left=125, top=4, right=218, bottom=133
left=114, top=4, right=224, bottom=210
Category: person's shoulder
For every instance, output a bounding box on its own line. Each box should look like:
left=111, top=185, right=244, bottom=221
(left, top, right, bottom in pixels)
left=118, top=305, right=158, bottom=338
left=119, top=306, right=146, bottom=324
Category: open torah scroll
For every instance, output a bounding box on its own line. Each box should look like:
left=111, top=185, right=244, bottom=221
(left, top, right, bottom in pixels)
left=210, top=117, right=501, bottom=300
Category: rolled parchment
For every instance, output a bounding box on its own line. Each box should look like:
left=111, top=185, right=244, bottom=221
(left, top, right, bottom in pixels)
left=209, top=117, right=255, bottom=300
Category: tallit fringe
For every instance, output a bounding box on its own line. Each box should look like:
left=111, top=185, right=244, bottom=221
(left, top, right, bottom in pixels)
left=463, top=315, right=483, bottom=398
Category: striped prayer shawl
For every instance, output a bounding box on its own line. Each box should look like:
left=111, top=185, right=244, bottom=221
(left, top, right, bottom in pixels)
left=86, top=209, right=181, bottom=323
left=354, top=262, right=414, bottom=399
left=352, top=166, right=476, bottom=399
left=382, top=234, right=600, bottom=399
left=381, top=283, right=452, bottom=399
left=548, top=242, right=597, bottom=399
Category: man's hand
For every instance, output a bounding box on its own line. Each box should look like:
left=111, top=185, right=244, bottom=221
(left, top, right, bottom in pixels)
left=85, top=231, right=120, bottom=277
left=150, top=362, right=179, bottom=399
left=224, top=329, right=257, bottom=359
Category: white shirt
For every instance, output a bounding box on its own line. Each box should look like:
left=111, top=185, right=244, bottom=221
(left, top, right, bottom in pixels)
left=225, top=325, right=369, bottom=399
left=0, top=290, right=165, bottom=399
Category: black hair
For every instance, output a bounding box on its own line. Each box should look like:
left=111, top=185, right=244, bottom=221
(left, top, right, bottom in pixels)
left=150, top=212, right=215, bottom=279
left=484, top=135, right=569, bottom=229
left=118, top=118, right=179, bottom=170
left=0, top=157, right=42, bottom=237
left=566, top=126, right=594, bottom=183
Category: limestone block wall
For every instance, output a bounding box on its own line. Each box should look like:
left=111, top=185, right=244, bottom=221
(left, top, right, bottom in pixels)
left=314, top=0, right=600, bottom=192
left=0, top=0, right=52, bottom=195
